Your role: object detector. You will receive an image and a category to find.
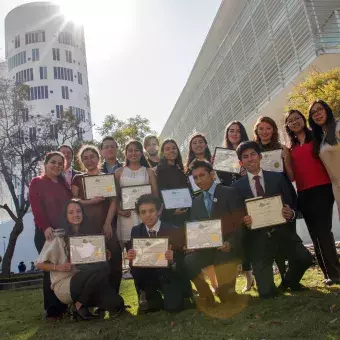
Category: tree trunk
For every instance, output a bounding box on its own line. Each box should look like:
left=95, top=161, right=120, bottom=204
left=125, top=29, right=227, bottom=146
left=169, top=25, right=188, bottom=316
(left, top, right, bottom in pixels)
left=1, top=219, right=24, bottom=278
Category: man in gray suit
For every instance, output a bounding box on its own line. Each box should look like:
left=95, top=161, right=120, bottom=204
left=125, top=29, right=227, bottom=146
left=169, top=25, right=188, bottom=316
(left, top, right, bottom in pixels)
left=232, top=141, right=313, bottom=299
left=184, top=160, right=245, bottom=308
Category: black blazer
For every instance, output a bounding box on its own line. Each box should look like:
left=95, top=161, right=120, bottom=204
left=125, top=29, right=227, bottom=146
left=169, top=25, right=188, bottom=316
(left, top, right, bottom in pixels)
left=232, top=170, right=298, bottom=229
left=191, top=184, right=245, bottom=256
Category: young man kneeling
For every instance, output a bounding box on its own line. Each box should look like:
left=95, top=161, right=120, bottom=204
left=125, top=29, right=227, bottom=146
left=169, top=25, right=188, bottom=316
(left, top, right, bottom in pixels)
left=127, top=194, right=190, bottom=313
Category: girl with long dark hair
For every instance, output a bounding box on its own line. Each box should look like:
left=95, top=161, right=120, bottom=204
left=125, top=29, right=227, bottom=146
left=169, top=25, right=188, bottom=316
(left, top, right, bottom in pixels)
left=115, top=140, right=158, bottom=248
left=308, top=99, right=340, bottom=219
left=29, top=151, right=72, bottom=319
left=156, top=139, right=190, bottom=227
left=285, top=109, right=340, bottom=285
left=36, top=200, right=124, bottom=320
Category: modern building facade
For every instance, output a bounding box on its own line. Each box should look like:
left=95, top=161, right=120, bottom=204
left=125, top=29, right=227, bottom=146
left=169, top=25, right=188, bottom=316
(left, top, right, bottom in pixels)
left=160, top=0, right=340, bottom=152
left=5, top=1, right=93, bottom=142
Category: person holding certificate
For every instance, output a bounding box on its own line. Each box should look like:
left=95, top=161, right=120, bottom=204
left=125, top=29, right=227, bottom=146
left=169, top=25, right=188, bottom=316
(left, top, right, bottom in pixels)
left=156, top=139, right=191, bottom=228
left=232, top=141, right=312, bottom=298
left=72, top=145, right=122, bottom=292
left=36, top=199, right=124, bottom=320
left=184, top=160, right=246, bottom=310
left=115, top=140, right=158, bottom=250
left=127, top=194, right=188, bottom=312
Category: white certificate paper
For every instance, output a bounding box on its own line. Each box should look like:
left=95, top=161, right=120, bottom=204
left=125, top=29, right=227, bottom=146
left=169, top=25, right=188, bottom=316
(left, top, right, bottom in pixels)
left=121, top=185, right=152, bottom=210
left=161, top=188, right=192, bottom=209
left=186, top=219, right=223, bottom=249
left=245, top=195, right=286, bottom=229
left=261, top=150, right=283, bottom=172
left=213, top=147, right=240, bottom=174
left=69, top=235, right=106, bottom=264
left=83, top=174, right=116, bottom=199
left=132, top=238, right=168, bottom=267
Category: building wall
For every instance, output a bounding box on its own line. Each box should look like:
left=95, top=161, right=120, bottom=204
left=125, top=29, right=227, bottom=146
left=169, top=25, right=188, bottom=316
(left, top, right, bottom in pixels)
left=5, top=2, right=92, bottom=141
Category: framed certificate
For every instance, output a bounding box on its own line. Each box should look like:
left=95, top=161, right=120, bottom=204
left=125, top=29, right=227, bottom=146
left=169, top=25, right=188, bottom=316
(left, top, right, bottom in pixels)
left=261, top=150, right=283, bottom=173
left=121, top=184, right=152, bottom=210
left=83, top=174, right=116, bottom=199
left=69, top=235, right=106, bottom=264
left=132, top=237, right=169, bottom=268
left=186, top=219, right=223, bottom=249
left=245, top=195, right=286, bottom=229
left=213, top=147, right=240, bottom=174
left=161, top=188, right=192, bottom=210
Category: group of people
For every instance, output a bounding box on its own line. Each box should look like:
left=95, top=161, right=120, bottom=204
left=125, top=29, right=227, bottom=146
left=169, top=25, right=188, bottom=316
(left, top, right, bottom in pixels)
left=31, top=98, right=340, bottom=321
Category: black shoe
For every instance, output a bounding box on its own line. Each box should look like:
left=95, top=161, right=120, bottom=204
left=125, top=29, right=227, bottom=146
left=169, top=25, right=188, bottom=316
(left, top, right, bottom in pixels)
left=325, top=278, right=340, bottom=286
left=289, top=283, right=309, bottom=292
left=277, top=282, right=288, bottom=292
left=138, top=290, right=149, bottom=312
left=74, top=306, right=96, bottom=321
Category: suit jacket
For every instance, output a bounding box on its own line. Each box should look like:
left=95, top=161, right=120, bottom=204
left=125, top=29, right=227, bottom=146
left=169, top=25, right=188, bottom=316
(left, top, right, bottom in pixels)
left=130, top=222, right=185, bottom=253
left=191, top=184, right=245, bottom=255
left=232, top=170, right=298, bottom=230
left=101, top=161, right=123, bottom=174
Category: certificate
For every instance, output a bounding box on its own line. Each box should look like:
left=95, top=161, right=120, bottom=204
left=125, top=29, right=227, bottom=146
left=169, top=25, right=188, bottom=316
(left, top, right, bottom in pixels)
left=121, top=184, right=152, bottom=210
left=261, top=150, right=283, bottom=173
left=245, top=195, right=286, bottom=229
left=132, top=237, right=168, bottom=267
left=161, top=188, right=192, bottom=210
left=83, top=174, right=116, bottom=199
left=213, top=147, right=240, bottom=174
left=186, top=219, right=223, bottom=249
left=69, top=235, right=106, bottom=264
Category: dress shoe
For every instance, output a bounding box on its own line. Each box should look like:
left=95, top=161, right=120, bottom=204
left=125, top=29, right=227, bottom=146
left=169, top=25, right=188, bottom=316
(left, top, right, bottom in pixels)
left=74, top=306, right=96, bottom=321
left=289, top=283, right=309, bottom=292
left=325, top=278, right=340, bottom=286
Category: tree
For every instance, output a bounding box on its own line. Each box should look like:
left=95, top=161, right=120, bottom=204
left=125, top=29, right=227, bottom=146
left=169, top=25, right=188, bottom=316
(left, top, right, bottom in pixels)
left=96, top=114, right=157, bottom=159
left=0, top=77, right=92, bottom=277
left=287, top=67, right=340, bottom=119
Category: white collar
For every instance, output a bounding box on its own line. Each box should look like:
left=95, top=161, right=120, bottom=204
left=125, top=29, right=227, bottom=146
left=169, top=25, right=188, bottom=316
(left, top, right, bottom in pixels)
left=247, top=169, right=264, bottom=182
left=145, top=219, right=161, bottom=234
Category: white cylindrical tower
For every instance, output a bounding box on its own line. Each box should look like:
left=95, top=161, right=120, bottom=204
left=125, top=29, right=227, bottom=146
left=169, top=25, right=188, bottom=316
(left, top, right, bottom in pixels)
left=5, top=1, right=93, bottom=141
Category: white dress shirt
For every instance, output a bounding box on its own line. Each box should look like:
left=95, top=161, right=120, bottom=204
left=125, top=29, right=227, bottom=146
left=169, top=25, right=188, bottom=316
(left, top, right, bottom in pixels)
left=247, top=169, right=265, bottom=197
left=146, top=219, right=161, bottom=237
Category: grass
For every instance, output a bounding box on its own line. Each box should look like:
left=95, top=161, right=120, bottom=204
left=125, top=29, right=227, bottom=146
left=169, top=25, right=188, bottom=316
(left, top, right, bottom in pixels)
left=1, top=268, right=340, bottom=340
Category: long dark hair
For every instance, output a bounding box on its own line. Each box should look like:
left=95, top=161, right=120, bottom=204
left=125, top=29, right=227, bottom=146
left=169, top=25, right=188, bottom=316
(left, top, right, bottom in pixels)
left=253, top=116, right=282, bottom=150
left=224, top=121, right=249, bottom=149
left=159, top=139, right=184, bottom=170
left=308, top=99, right=337, bottom=156
left=184, top=133, right=212, bottom=173
left=125, top=140, right=150, bottom=168
left=284, top=109, right=313, bottom=149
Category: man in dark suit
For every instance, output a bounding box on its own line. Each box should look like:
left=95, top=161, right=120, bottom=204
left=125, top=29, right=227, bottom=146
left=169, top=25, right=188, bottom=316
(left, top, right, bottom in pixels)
left=232, top=141, right=313, bottom=298
left=127, top=194, right=189, bottom=313
left=184, top=160, right=245, bottom=308
left=58, top=145, right=81, bottom=187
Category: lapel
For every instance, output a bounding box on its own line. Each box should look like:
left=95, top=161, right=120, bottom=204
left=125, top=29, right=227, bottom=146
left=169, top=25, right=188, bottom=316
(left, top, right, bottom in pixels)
left=241, top=176, right=254, bottom=199
left=262, top=171, right=272, bottom=197
left=198, top=193, right=210, bottom=219
left=140, top=224, right=150, bottom=237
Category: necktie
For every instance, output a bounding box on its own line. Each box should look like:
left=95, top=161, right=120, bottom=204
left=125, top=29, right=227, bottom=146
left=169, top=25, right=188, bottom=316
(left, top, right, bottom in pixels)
left=149, top=230, right=157, bottom=238
left=205, top=192, right=213, bottom=216
left=253, top=175, right=265, bottom=197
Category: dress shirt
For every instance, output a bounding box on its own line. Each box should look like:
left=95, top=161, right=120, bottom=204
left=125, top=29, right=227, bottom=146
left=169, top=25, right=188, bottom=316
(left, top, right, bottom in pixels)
left=247, top=169, right=265, bottom=197
left=146, top=219, right=161, bottom=237
left=203, top=181, right=217, bottom=215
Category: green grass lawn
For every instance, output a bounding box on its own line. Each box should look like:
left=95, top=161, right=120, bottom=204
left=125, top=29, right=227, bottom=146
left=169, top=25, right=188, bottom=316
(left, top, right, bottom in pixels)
left=1, top=268, right=340, bottom=340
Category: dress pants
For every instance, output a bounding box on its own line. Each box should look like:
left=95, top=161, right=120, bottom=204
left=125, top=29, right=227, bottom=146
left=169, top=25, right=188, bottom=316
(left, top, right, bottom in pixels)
left=250, top=228, right=312, bottom=298
left=34, top=227, right=67, bottom=317
left=105, top=235, right=122, bottom=292
left=298, top=184, right=340, bottom=280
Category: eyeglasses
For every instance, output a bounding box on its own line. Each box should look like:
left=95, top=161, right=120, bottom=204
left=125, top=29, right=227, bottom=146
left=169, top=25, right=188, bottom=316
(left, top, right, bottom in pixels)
left=287, top=116, right=303, bottom=125
left=310, top=107, right=325, bottom=115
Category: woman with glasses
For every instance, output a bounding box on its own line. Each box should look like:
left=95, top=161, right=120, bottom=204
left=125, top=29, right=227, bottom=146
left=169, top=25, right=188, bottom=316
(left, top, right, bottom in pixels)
left=285, top=109, right=340, bottom=285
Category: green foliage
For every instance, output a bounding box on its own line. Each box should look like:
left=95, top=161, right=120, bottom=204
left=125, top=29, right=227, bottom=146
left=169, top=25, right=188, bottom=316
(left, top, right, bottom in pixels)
left=96, top=114, right=156, bottom=159
left=287, top=68, right=340, bottom=119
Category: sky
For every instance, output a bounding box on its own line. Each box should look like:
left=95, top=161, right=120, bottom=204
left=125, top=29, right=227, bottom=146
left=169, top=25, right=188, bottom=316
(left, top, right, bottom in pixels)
left=0, top=0, right=221, bottom=138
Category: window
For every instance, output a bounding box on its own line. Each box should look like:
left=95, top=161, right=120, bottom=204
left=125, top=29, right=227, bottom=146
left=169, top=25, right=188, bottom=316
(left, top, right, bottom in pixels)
left=58, top=32, right=74, bottom=46
left=77, top=72, right=83, bottom=85
left=25, top=30, right=45, bottom=44
left=53, top=67, right=73, bottom=81
left=32, top=48, right=39, bottom=61
left=65, top=50, right=72, bottom=63
left=52, top=48, right=60, bottom=61
left=15, top=35, right=20, bottom=48
left=8, top=51, right=26, bottom=70
left=22, top=108, right=29, bottom=122
left=85, top=94, right=91, bottom=107
left=29, top=127, right=37, bottom=141
left=14, top=130, right=24, bottom=145
left=28, top=86, right=48, bottom=100
left=76, top=127, right=84, bottom=140
left=15, top=68, right=34, bottom=84
left=56, top=105, right=63, bottom=118
left=39, top=66, right=47, bottom=80
left=70, top=106, right=85, bottom=122
left=50, top=125, right=58, bottom=139
left=62, top=86, right=69, bottom=99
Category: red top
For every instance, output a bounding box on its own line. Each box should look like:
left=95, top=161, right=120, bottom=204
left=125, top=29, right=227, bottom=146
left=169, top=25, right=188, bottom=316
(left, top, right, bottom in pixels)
left=29, top=175, right=72, bottom=232
left=291, top=141, right=330, bottom=192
